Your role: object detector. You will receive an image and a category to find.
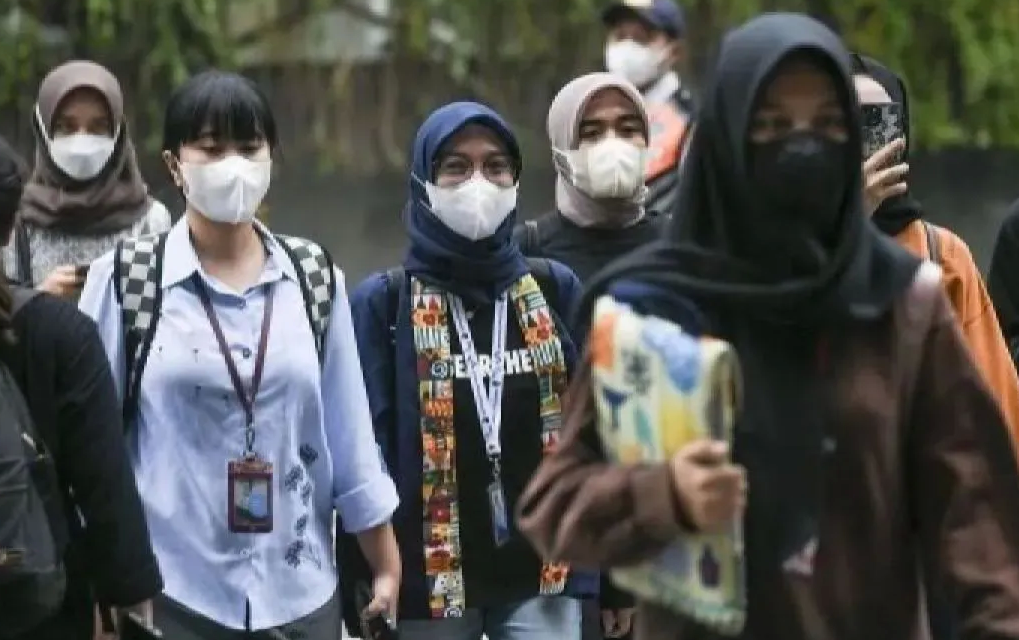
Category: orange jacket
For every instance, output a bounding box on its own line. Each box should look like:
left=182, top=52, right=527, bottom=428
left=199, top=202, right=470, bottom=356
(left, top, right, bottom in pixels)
left=896, top=220, right=1019, bottom=444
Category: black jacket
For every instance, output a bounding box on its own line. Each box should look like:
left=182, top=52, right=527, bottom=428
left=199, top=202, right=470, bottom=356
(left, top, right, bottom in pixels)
left=0, top=292, right=161, bottom=639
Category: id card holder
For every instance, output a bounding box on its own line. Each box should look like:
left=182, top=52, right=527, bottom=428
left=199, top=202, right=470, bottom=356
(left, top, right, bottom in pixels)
left=487, top=479, right=511, bottom=547
left=228, top=458, right=274, bottom=533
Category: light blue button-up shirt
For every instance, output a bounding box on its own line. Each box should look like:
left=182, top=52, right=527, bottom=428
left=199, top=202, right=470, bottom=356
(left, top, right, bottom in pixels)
left=79, top=218, right=398, bottom=630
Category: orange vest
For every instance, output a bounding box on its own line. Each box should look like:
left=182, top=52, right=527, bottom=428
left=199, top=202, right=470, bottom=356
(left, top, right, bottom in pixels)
left=645, top=100, right=691, bottom=181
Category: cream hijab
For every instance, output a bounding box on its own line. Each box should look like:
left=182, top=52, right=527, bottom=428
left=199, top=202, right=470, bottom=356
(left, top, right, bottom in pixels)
left=547, top=72, right=649, bottom=228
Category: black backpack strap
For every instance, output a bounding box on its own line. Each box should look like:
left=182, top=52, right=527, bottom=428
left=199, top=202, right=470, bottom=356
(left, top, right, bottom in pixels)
left=514, top=218, right=543, bottom=257
left=14, top=220, right=32, bottom=287
left=275, top=235, right=337, bottom=363
left=525, top=219, right=540, bottom=254
left=115, top=233, right=167, bottom=425
left=922, top=220, right=940, bottom=264
left=384, top=266, right=405, bottom=343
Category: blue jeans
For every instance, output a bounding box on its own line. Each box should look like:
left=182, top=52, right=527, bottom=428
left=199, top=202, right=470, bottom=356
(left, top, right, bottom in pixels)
left=399, top=596, right=583, bottom=640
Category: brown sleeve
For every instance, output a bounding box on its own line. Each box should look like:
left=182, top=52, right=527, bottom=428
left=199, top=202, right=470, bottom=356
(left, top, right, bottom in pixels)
left=515, top=350, right=687, bottom=570
left=911, top=291, right=1019, bottom=636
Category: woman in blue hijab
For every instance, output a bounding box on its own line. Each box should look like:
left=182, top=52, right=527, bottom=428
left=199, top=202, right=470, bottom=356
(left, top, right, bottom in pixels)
left=344, top=102, right=595, bottom=640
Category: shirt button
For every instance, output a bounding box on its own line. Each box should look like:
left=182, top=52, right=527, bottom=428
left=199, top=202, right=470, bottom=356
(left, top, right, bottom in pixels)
left=241, top=347, right=252, bottom=359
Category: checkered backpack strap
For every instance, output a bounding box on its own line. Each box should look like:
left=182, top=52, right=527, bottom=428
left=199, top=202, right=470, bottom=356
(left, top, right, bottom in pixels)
left=275, top=235, right=336, bottom=363
left=113, top=233, right=168, bottom=424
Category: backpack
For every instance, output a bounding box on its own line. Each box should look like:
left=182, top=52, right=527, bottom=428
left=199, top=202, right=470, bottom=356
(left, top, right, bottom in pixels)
left=0, top=287, right=67, bottom=637
left=113, top=233, right=337, bottom=421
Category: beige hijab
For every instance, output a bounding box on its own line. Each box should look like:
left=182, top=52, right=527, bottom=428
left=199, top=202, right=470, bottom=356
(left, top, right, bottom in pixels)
left=547, top=72, right=649, bottom=228
left=20, top=60, right=150, bottom=234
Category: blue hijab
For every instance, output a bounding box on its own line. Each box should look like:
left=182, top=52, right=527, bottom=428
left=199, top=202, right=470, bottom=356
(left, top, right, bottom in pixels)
left=403, top=101, right=530, bottom=304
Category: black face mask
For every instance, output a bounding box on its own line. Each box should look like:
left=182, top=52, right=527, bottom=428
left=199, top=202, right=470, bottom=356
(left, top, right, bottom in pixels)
left=741, top=132, right=849, bottom=273
left=750, top=131, right=848, bottom=226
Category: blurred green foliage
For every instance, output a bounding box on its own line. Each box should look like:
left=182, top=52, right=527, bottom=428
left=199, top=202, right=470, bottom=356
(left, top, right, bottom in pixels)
left=0, top=0, right=1016, bottom=151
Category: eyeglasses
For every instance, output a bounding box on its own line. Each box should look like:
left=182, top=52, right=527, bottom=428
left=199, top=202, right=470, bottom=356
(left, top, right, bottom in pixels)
left=433, top=153, right=516, bottom=186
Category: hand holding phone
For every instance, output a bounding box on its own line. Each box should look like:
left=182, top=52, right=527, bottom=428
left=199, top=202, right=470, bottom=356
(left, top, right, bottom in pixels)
left=355, top=582, right=399, bottom=640
left=861, top=103, right=910, bottom=216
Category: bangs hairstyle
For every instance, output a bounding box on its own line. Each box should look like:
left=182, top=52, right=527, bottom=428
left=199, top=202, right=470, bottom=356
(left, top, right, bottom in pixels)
left=162, top=70, right=279, bottom=155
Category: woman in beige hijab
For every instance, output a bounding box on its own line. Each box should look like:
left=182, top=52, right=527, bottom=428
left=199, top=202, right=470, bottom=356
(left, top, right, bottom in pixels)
left=516, top=72, right=659, bottom=640
left=3, top=60, right=170, bottom=297
left=514, top=72, right=668, bottom=285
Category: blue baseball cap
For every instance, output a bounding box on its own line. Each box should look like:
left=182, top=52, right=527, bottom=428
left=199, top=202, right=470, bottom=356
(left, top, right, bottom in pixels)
left=602, top=0, right=686, bottom=38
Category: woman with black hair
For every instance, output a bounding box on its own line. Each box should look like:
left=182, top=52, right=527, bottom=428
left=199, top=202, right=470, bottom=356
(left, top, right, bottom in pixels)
left=78, top=70, right=401, bottom=639
left=0, top=133, right=161, bottom=639
left=518, top=13, right=1019, bottom=640
left=2, top=60, right=170, bottom=298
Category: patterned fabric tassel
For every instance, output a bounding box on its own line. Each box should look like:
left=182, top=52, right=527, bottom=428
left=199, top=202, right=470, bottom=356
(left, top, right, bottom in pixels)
left=509, top=275, right=570, bottom=596
left=412, top=274, right=570, bottom=618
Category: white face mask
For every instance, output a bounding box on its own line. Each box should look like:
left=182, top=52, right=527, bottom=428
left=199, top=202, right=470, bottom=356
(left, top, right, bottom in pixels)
left=37, top=108, right=117, bottom=181
left=180, top=156, right=272, bottom=225
left=554, top=137, right=647, bottom=200
left=423, top=174, right=518, bottom=241
left=605, top=40, right=668, bottom=89
left=48, top=133, right=117, bottom=181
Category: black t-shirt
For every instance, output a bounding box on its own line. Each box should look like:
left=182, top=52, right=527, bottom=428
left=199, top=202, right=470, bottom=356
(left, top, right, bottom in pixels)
left=449, top=297, right=546, bottom=607
left=515, top=210, right=668, bottom=283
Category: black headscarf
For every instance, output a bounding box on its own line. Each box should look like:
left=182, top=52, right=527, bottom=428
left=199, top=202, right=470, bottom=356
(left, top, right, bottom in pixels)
left=575, top=13, right=921, bottom=599
left=851, top=54, right=923, bottom=236
left=579, top=13, right=919, bottom=328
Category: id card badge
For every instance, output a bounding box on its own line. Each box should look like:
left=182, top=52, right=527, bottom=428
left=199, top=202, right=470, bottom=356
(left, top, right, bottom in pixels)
left=487, top=479, right=511, bottom=547
left=228, top=458, right=274, bottom=533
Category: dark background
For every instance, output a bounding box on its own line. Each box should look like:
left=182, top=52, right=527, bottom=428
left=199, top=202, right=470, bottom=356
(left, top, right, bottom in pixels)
left=142, top=147, right=1019, bottom=286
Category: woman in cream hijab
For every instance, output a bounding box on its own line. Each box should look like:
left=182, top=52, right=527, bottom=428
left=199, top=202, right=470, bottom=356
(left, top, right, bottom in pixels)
left=514, top=72, right=668, bottom=285
left=516, top=73, right=660, bottom=640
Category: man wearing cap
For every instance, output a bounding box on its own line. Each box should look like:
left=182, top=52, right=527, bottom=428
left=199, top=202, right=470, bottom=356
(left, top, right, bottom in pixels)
left=602, top=0, right=694, bottom=218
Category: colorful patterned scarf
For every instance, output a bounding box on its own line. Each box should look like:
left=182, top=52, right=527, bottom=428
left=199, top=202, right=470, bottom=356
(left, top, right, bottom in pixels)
left=412, top=273, right=570, bottom=618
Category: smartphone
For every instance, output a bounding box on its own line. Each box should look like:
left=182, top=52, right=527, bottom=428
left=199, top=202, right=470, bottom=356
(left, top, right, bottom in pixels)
left=861, top=103, right=904, bottom=162
left=120, top=612, right=163, bottom=640
left=355, top=582, right=399, bottom=640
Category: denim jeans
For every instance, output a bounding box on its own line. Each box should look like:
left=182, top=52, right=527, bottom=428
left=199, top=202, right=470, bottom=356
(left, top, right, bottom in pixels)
left=399, top=596, right=583, bottom=640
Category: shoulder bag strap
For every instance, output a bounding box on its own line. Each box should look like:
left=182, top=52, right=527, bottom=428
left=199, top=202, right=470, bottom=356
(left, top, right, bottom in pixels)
left=922, top=220, right=940, bottom=264
left=116, top=233, right=167, bottom=426
left=274, top=235, right=337, bottom=364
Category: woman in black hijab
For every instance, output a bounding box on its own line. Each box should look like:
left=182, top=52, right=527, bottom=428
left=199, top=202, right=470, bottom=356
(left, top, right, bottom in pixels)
left=852, top=54, right=1019, bottom=444
left=518, top=13, right=1019, bottom=640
